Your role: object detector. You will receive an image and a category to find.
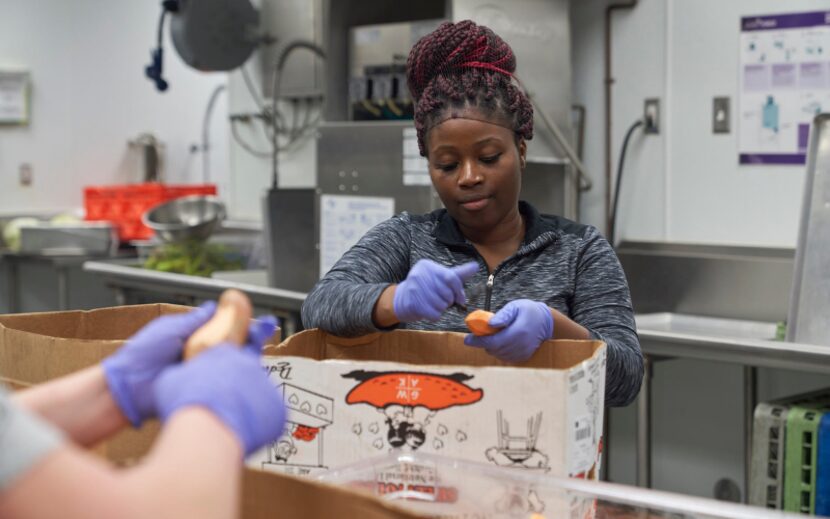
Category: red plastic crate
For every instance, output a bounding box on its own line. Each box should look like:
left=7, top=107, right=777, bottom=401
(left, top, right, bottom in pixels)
left=84, top=183, right=217, bottom=241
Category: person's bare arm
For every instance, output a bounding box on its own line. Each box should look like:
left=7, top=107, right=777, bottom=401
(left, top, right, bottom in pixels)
left=372, top=285, right=400, bottom=328
left=0, top=408, right=242, bottom=519
left=12, top=366, right=128, bottom=447
left=550, top=308, right=591, bottom=340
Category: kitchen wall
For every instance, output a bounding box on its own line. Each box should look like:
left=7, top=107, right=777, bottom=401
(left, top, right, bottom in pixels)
left=571, top=0, right=830, bottom=499
left=573, top=0, right=830, bottom=248
left=0, top=0, right=230, bottom=217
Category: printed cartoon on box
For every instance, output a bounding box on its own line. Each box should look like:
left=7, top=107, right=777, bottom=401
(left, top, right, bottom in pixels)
left=261, top=373, right=335, bottom=475
left=342, top=370, right=483, bottom=453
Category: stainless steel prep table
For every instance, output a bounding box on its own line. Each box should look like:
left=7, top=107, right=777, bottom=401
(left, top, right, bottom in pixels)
left=2, top=250, right=120, bottom=312
left=83, top=260, right=307, bottom=336
left=635, top=312, right=830, bottom=498
left=558, top=473, right=801, bottom=518
left=84, top=260, right=830, bottom=499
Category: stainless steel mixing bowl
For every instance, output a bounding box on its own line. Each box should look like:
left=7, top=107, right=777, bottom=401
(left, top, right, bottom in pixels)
left=142, top=195, right=226, bottom=243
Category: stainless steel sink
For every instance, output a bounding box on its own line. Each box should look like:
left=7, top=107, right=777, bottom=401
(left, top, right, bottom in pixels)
left=635, top=313, right=778, bottom=341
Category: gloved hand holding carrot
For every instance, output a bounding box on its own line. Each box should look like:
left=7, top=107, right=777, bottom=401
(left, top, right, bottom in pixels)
left=464, top=299, right=554, bottom=363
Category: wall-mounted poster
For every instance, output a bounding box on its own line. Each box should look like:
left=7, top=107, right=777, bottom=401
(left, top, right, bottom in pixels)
left=739, top=11, right=830, bottom=165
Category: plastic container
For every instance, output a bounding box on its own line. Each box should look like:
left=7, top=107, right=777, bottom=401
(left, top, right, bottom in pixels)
left=815, top=414, right=830, bottom=516
left=84, top=183, right=216, bottom=241
left=317, top=451, right=593, bottom=518
left=750, top=402, right=790, bottom=509
left=750, top=388, right=830, bottom=511
left=784, top=406, right=828, bottom=514
left=315, top=451, right=790, bottom=519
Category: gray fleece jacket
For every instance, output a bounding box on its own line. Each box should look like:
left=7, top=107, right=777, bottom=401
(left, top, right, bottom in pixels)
left=302, top=202, right=643, bottom=406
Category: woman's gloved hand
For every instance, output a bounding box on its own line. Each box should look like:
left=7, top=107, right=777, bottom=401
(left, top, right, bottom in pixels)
left=393, top=259, right=479, bottom=322
left=464, top=299, right=554, bottom=363
left=153, top=345, right=285, bottom=456
left=102, top=303, right=278, bottom=427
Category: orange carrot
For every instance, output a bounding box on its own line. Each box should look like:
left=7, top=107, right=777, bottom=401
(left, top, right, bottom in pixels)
left=465, top=309, right=498, bottom=336
left=184, top=289, right=253, bottom=359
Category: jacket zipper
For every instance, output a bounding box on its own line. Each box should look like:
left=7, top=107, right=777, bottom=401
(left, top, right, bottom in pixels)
left=484, top=274, right=495, bottom=311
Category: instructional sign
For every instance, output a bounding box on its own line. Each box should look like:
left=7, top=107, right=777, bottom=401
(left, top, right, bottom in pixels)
left=739, top=11, right=830, bottom=165
left=319, top=195, right=394, bottom=278
left=402, top=127, right=430, bottom=186
left=0, top=71, right=29, bottom=125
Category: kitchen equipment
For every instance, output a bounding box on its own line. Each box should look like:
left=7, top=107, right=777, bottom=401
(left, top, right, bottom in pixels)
left=787, top=113, right=830, bottom=346
left=128, top=133, right=162, bottom=183
left=85, top=183, right=217, bottom=241
left=142, top=195, right=226, bottom=244
left=18, top=222, right=116, bottom=256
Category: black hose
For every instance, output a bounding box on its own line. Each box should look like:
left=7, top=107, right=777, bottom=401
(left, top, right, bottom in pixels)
left=609, top=119, right=644, bottom=247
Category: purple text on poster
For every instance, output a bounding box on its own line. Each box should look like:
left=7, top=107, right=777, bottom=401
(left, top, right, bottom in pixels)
left=771, top=64, right=797, bottom=89
left=743, top=64, right=770, bottom=91
left=799, top=62, right=827, bottom=89
left=742, top=11, right=830, bottom=32
left=739, top=153, right=806, bottom=165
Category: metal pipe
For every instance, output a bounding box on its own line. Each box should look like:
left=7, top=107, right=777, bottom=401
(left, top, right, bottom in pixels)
left=6, top=260, right=19, bottom=313
left=271, top=41, right=326, bottom=189
left=636, top=354, right=652, bottom=488
left=56, top=266, right=69, bottom=311
left=201, top=84, right=226, bottom=184
left=604, top=0, right=638, bottom=234
left=602, top=407, right=611, bottom=481
left=572, top=104, right=586, bottom=161
left=572, top=104, right=587, bottom=220
left=744, top=366, right=757, bottom=503
left=526, top=93, right=593, bottom=191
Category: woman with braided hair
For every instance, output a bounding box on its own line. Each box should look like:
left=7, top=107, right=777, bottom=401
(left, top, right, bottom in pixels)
left=303, top=21, right=642, bottom=407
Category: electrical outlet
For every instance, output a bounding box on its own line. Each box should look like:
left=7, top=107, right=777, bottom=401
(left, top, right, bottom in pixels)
left=713, top=97, right=730, bottom=133
left=19, top=163, right=32, bottom=186
left=644, top=98, right=659, bottom=134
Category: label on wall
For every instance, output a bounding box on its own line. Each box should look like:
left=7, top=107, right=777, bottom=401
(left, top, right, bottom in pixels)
left=739, top=11, right=830, bottom=165
left=319, top=195, right=394, bottom=278
left=402, top=128, right=430, bottom=186
left=0, top=71, right=29, bottom=125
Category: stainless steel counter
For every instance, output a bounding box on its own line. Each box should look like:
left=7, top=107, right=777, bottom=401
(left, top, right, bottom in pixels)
left=83, top=260, right=307, bottom=335
left=634, top=312, right=830, bottom=499
left=2, top=250, right=119, bottom=311
left=637, top=313, right=830, bottom=374
left=83, top=259, right=829, bottom=503
left=559, top=475, right=801, bottom=518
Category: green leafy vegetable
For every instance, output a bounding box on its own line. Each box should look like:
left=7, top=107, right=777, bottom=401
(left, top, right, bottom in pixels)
left=143, top=241, right=243, bottom=277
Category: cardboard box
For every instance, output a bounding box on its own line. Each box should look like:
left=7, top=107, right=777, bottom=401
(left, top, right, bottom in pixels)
left=242, top=468, right=422, bottom=519
left=0, top=304, right=425, bottom=517
left=0, top=304, right=193, bottom=464
left=0, top=304, right=606, bottom=518
left=255, top=329, right=607, bottom=481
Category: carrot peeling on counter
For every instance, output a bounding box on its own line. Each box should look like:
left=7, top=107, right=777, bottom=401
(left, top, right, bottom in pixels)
left=184, top=288, right=253, bottom=359
left=464, top=309, right=498, bottom=336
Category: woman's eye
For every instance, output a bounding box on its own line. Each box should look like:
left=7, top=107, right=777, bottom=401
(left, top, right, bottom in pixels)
left=481, top=153, right=502, bottom=164
left=436, top=162, right=458, bottom=172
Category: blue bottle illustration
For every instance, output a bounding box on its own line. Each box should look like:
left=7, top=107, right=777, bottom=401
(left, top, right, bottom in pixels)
left=762, top=95, right=779, bottom=133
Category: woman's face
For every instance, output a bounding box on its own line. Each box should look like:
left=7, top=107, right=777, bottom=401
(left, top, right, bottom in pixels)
left=425, top=109, right=526, bottom=232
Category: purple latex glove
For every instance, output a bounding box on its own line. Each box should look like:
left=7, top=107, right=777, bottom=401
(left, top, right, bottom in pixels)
left=102, top=303, right=278, bottom=426
left=393, top=259, right=479, bottom=322
left=463, top=299, right=554, bottom=363
left=153, top=345, right=285, bottom=456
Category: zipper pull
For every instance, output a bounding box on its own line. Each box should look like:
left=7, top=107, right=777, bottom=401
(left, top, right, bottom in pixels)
left=484, top=274, right=495, bottom=311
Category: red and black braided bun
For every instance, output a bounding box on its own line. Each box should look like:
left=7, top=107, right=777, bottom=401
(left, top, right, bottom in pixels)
left=406, top=20, right=533, bottom=156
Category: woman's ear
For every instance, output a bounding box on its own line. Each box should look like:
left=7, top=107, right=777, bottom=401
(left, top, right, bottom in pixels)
left=518, top=139, right=527, bottom=170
